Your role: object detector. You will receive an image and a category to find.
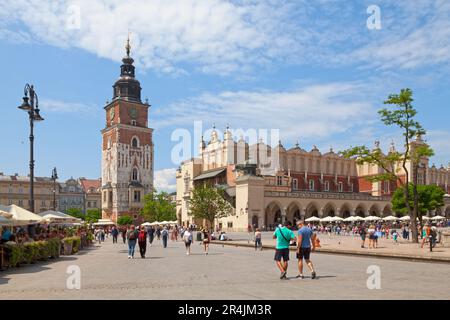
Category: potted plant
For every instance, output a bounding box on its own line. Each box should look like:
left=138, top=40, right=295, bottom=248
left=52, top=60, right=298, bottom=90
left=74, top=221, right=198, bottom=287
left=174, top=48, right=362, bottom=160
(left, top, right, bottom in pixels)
left=63, top=238, right=74, bottom=255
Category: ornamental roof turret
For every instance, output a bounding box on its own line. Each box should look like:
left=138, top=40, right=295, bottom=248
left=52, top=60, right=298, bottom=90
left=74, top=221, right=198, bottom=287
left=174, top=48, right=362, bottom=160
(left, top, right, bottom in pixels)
left=112, top=34, right=142, bottom=103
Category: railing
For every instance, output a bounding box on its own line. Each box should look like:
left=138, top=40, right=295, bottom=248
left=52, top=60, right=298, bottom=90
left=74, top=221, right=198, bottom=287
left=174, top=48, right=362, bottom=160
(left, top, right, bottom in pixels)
left=264, top=190, right=391, bottom=202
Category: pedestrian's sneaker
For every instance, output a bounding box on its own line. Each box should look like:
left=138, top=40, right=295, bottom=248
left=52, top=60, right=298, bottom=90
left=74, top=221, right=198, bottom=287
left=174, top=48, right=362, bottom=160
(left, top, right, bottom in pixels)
left=311, top=271, right=317, bottom=279
left=128, top=256, right=131, bottom=259
left=296, top=274, right=304, bottom=279
left=280, top=271, right=287, bottom=280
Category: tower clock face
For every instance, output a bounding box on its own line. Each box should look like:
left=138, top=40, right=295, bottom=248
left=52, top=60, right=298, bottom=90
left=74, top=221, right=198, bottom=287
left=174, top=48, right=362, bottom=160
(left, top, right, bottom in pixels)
left=129, top=107, right=137, bottom=119
left=109, top=108, right=115, bottom=120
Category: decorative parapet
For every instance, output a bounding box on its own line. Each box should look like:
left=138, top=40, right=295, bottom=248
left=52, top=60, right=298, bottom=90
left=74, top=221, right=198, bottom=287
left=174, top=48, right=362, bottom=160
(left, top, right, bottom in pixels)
left=264, top=190, right=391, bottom=202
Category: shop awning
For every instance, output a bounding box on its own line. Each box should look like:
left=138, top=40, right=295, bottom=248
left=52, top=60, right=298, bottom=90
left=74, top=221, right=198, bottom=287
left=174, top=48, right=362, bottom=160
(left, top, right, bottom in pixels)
left=193, top=168, right=226, bottom=181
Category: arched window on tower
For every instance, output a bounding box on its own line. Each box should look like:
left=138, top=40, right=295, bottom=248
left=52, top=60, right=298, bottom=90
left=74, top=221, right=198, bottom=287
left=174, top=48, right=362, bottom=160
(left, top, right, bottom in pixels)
left=132, top=137, right=139, bottom=148
left=132, top=168, right=138, bottom=181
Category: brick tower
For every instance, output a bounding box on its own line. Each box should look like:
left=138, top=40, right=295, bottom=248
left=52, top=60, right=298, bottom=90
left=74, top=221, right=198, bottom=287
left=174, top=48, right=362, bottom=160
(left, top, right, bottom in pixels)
left=101, top=37, right=154, bottom=223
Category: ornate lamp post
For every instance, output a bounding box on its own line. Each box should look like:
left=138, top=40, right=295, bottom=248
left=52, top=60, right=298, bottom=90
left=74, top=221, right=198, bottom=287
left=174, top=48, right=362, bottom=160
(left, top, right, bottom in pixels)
left=18, top=84, right=44, bottom=213
left=51, top=167, right=58, bottom=211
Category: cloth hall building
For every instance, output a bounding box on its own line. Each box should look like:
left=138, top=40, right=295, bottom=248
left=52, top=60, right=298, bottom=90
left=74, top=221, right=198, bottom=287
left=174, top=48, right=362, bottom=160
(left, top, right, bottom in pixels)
left=176, top=128, right=450, bottom=231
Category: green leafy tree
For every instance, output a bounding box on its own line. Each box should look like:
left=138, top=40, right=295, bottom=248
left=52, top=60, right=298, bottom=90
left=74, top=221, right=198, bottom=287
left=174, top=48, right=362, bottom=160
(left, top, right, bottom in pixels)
left=85, top=209, right=102, bottom=224
left=140, top=191, right=176, bottom=222
left=188, top=185, right=232, bottom=231
left=393, top=184, right=445, bottom=222
left=117, top=216, right=133, bottom=226
left=341, top=89, right=432, bottom=242
left=66, top=208, right=83, bottom=219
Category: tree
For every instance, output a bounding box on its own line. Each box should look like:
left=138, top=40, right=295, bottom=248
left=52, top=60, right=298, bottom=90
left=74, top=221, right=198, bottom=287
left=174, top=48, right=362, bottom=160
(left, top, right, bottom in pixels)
left=341, top=88, right=431, bottom=243
left=117, top=216, right=133, bottom=226
left=392, top=184, right=445, bottom=223
left=188, top=185, right=232, bottom=230
left=66, top=208, right=83, bottom=219
left=140, top=191, right=176, bottom=222
left=85, top=209, right=102, bottom=224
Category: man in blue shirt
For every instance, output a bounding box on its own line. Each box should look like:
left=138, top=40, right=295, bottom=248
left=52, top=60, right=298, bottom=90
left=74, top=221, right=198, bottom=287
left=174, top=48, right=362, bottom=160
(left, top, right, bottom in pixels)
left=296, top=220, right=317, bottom=279
left=273, top=221, right=296, bottom=280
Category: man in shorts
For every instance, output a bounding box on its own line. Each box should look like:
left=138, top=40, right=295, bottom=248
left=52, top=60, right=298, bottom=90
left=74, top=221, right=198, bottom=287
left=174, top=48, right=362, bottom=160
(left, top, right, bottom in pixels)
left=296, top=220, right=317, bottom=280
left=273, top=221, right=296, bottom=280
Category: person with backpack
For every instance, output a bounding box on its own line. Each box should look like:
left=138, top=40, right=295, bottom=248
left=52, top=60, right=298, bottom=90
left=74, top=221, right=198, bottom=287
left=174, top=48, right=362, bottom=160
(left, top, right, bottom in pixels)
left=126, top=225, right=138, bottom=259
left=183, top=228, right=193, bottom=255
left=161, top=226, right=169, bottom=248
left=138, top=226, right=148, bottom=258
left=273, top=221, right=296, bottom=280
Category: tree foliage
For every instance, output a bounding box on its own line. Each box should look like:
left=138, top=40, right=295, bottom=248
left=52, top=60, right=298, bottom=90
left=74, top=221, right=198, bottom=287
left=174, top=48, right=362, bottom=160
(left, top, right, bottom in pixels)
left=85, top=209, right=102, bottom=224
left=117, top=216, right=133, bottom=226
left=341, top=88, right=432, bottom=243
left=188, top=185, right=232, bottom=229
left=392, top=184, right=445, bottom=216
left=140, top=191, right=176, bottom=222
left=66, top=208, right=83, bottom=219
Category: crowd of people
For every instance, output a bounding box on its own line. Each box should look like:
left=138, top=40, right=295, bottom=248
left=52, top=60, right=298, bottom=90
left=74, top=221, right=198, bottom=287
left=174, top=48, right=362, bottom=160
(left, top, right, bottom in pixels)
left=97, top=224, right=215, bottom=259
left=1, top=225, right=89, bottom=245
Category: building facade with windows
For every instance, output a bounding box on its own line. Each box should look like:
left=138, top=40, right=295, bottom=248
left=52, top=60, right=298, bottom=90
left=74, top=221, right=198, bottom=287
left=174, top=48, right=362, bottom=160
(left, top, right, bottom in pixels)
left=79, top=178, right=102, bottom=212
left=0, top=173, right=56, bottom=213
left=176, top=128, right=450, bottom=231
left=101, top=39, right=154, bottom=223
left=58, top=178, right=85, bottom=214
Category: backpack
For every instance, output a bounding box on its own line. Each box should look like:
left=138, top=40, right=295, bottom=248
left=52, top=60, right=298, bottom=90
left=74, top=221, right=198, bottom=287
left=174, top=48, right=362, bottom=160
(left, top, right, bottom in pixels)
left=138, top=231, right=146, bottom=242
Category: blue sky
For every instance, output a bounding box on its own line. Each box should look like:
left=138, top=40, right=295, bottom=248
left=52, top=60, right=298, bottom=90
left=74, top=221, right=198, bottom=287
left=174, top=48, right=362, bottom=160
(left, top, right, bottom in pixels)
left=0, top=0, right=450, bottom=192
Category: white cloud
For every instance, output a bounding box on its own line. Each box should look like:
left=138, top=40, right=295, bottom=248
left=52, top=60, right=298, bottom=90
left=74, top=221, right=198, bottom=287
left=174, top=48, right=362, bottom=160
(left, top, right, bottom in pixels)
left=154, top=82, right=376, bottom=142
left=40, top=99, right=97, bottom=114
left=154, top=168, right=177, bottom=193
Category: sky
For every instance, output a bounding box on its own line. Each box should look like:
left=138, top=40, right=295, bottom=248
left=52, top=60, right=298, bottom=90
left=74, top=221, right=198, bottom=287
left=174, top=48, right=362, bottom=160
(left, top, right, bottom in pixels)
left=0, top=0, right=450, bottom=193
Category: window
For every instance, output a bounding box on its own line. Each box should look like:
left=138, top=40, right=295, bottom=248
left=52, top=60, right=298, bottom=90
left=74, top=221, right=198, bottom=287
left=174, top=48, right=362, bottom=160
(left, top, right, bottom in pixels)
left=93, top=201, right=97, bottom=207
left=133, top=214, right=138, bottom=219
left=309, top=180, right=315, bottom=191
left=109, top=191, right=113, bottom=203
left=349, top=183, right=354, bottom=193
left=8, top=199, right=12, bottom=205
left=277, top=176, right=283, bottom=186
left=131, top=120, right=137, bottom=126
left=384, top=181, right=390, bottom=193
left=324, top=181, right=330, bottom=192
left=103, top=191, right=106, bottom=202
left=418, top=172, right=424, bottom=185
left=227, top=222, right=233, bottom=228
left=338, top=182, right=344, bottom=192
left=132, top=168, right=138, bottom=181
left=87, top=201, right=91, bottom=208
left=8, top=187, right=13, bottom=193
left=134, top=191, right=141, bottom=202
left=19, top=187, right=23, bottom=193
left=292, top=178, right=298, bottom=190
left=107, top=138, right=112, bottom=149
left=132, top=137, right=138, bottom=148
left=18, top=200, right=23, bottom=206
left=41, top=200, right=46, bottom=206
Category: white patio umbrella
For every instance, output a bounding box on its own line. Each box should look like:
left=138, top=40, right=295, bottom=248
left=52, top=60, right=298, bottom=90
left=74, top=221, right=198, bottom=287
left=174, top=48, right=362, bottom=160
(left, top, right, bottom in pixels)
left=431, top=215, right=446, bottom=220
left=343, top=216, right=356, bottom=222
left=0, top=215, right=13, bottom=226
left=39, top=210, right=81, bottom=223
left=331, top=216, right=344, bottom=222
left=364, top=216, right=380, bottom=221
left=320, top=216, right=334, bottom=223
left=141, top=222, right=152, bottom=226
left=305, top=217, right=321, bottom=222
left=422, top=216, right=430, bottom=220
left=399, top=215, right=411, bottom=221
left=150, top=222, right=160, bottom=226
left=160, top=221, right=169, bottom=225
left=0, top=204, right=44, bottom=225
left=383, top=215, right=398, bottom=221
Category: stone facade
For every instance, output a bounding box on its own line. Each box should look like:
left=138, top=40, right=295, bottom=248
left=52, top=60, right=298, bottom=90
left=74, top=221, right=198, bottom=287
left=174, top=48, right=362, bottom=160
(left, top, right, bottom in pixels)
left=0, top=172, right=56, bottom=213
left=176, top=128, right=450, bottom=232
left=79, top=178, right=102, bottom=211
left=101, top=40, right=154, bottom=223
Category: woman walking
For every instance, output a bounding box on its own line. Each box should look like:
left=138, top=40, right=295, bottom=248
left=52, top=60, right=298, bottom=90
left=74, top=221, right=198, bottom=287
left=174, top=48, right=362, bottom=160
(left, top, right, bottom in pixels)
left=183, top=228, right=193, bottom=255
left=148, top=226, right=155, bottom=247
left=138, top=226, right=147, bottom=258
left=161, top=226, right=169, bottom=248
left=156, top=226, right=161, bottom=241
left=202, top=226, right=211, bottom=255
left=126, top=225, right=138, bottom=259
left=254, top=228, right=262, bottom=251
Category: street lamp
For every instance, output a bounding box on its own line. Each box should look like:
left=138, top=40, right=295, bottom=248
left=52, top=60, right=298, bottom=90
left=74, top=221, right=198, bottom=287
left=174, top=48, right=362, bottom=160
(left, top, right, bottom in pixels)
left=51, top=167, right=58, bottom=211
left=18, top=84, right=44, bottom=213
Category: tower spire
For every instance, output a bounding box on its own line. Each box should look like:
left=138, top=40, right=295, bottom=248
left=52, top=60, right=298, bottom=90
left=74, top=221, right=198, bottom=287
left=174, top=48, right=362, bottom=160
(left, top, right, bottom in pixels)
left=126, top=32, right=131, bottom=57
